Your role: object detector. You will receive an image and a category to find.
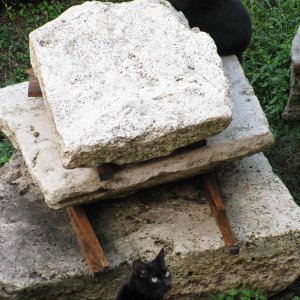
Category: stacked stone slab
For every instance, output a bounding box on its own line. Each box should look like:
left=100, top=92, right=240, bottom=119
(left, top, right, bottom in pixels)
left=0, top=153, right=299, bottom=299
left=283, top=25, right=300, bottom=120
left=29, top=0, right=232, bottom=169
left=1, top=1, right=300, bottom=298
left=1, top=0, right=275, bottom=209
left=0, top=56, right=274, bottom=208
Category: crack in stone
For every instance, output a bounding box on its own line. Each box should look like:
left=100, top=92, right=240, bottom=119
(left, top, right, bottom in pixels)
left=32, top=151, right=40, bottom=168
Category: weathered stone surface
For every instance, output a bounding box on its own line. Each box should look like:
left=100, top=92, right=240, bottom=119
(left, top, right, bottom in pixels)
left=0, top=56, right=274, bottom=209
left=29, top=0, right=232, bottom=168
left=0, top=83, right=102, bottom=205
left=283, top=25, right=300, bottom=120
left=0, top=153, right=299, bottom=299
left=292, top=25, right=300, bottom=72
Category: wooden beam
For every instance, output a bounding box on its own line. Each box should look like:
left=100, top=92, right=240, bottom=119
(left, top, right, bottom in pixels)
left=202, top=173, right=239, bottom=255
left=25, top=68, right=43, bottom=98
left=97, top=164, right=115, bottom=181
left=67, top=206, right=109, bottom=276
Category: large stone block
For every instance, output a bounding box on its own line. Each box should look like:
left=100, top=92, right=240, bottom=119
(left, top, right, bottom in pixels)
left=0, top=153, right=299, bottom=299
left=283, top=25, right=300, bottom=120
left=0, top=56, right=274, bottom=209
left=29, top=0, right=232, bottom=168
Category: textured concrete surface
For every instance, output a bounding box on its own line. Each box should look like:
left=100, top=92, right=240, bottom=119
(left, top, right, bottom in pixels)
left=0, top=56, right=274, bottom=209
left=0, top=153, right=299, bottom=299
left=0, top=83, right=101, bottom=206
left=283, top=25, right=300, bottom=120
left=29, top=0, right=232, bottom=168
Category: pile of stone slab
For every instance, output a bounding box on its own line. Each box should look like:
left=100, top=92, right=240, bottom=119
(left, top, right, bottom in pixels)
left=1, top=0, right=300, bottom=298
left=283, top=25, right=300, bottom=120
left=0, top=0, right=274, bottom=209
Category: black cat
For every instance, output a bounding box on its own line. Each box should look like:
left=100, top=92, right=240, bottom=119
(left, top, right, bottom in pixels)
left=116, top=248, right=172, bottom=300
left=168, top=0, right=252, bottom=62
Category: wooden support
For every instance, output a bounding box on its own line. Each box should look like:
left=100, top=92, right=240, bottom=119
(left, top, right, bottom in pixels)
left=67, top=206, right=109, bottom=276
left=202, top=173, right=239, bottom=255
left=25, top=68, right=43, bottom=98
left=97, top=164, right=115, bottom=181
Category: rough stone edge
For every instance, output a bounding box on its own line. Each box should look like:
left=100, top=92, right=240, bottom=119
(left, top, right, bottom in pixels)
left=52, top=133, right=274, bottom=209
left=282, top=25, right=300, bottom=120
left=282, top=62, right=300, bottom=120
left=291, top=25, right=300, bottom=69
left=61, top=117, right=232, bottom=168
left=1, top=235, right=299, bottom=300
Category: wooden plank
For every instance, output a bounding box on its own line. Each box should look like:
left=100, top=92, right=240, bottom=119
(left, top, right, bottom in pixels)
left=67, top=206, right=109, bottom=276
left=97, top=164, right=115, bottom=181
left=25, top=68, right=43, bottom=98
left=202, top=173, right=239, bottom=255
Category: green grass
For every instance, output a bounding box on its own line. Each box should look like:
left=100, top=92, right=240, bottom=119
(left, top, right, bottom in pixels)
left=0, top=0, right=300, bottom=205
left=0, top=0, right=85, bottom=88
left=0, top=132, right=14, bottom=166
left=212, top=286, right=300, bottom=300
left=211, top=287, right=267, bottom=300
left=243, top=0, right=300, bottom=122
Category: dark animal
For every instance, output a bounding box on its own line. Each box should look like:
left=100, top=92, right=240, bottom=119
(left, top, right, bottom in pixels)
left=168, top=0, right=252, bottom=62
left=116, top=248, right=172, bottom=300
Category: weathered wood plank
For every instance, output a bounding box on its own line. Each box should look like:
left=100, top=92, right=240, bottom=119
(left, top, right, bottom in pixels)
left=202, top=173, right=239, bottom=255
left=97, top=164, right=115, bottom=181
left=67, top=206, right=109, bottom=276
left=25, top=68, right=43, bottom=98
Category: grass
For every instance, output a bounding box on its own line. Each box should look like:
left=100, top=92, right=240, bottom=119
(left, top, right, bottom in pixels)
left=212, top=286, right=300, bottom=300
left=243, top=0, right=300, bottom=121
left=0, top=0, right=85, bottom=88
left=211, top=287, right=268, bottom=300
left=0, top=132, right=14, bottom=166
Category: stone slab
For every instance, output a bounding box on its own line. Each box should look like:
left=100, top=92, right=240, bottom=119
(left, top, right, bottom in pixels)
left=0, top=153, right=299, bottom=299
left=0, top=56, right=274, bottom=209
left=292, top=25, right=300, bottom=69
left=29, top=0, right=232, bottom=168
left=283, top=25, right=300, bottom=120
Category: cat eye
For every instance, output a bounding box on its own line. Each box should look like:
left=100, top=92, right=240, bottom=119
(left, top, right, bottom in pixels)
left=165, top=271, right=170, bottom=277
left=151, top=277, right=158, bottom=283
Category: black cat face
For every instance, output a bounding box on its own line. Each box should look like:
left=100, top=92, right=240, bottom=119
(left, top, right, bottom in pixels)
left=133, top=248, right=172, bottom=297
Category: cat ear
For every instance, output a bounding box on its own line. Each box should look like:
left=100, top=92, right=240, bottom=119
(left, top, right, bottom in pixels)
left=133, top=260, right=146, bottom=277
left=155, top=248, right=166, bottom=266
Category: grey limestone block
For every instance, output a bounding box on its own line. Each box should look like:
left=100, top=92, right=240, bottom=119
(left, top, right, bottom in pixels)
left=0, top=56, right=274, bottom=208
left=29, top=0, right=232, bottom=168
left=0, top=153, right=299, bottom=299
left=283, top=25, right=300, bottom=120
